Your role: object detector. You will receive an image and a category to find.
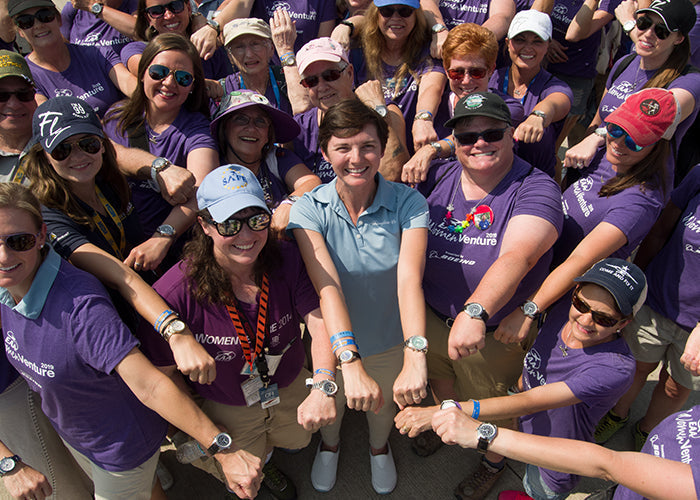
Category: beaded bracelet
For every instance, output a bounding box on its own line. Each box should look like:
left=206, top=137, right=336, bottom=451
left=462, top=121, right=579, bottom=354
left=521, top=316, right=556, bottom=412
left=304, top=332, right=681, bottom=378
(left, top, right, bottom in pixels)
left=471, top=399, right=481, bottom=419
left=314, top=368, right=336, bottom=379
left=154, top=309, right=175, bottom=332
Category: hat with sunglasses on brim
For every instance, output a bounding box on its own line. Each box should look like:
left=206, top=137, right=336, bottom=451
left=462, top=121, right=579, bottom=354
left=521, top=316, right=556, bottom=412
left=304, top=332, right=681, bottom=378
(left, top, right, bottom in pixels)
left=223, top=18, right=272, bottom=47
left=507, top=10, right=552, bottom=41
left=445, top=92, right=512, bottom=128
left=573, top=258, right=647, bottom=317
left=637, top=0, right=696, bottom=36
left=8, top=0, right=55, bottom=17
left=31, top=96, right=103, bottom=154
left=210, top=89, right=301, bottom=143
left=197, top=164, right=270, bottom=222
left=373, top=0, right=419, bottom=8
left=296, top=37, right=349, bottom=76
left=605, top=88, right=680, bottom=147
left=0, top=50, right=34, bottom=84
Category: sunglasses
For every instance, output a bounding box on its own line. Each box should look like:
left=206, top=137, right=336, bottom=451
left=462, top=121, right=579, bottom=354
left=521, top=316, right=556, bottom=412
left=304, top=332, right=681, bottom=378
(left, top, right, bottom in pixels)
left=454, top=127, right=508, bottom=146
left=378, top=5, right=414, bottom=18
left=147, top=64, right=194, bottom=87
left=635, top=15, right=671, bottom=40
left=50, top=136, right=102, bottom=162
left=205, top=213, right=271, bottom=237
left=571, top=292, right=621, bottom=328
left=0, top=89, right=35, bottom=102
left=447, top=67, right=488, bottom=81
left=13, top=8, right=56, bottom=30
left=145, top=0, right=185, bottom=18
left=606, top=123, right=645, bottom=152
left=300, top=65, right=347, bottom=89
left=0, top=232, right=40, bottom=252
left=230, top=113, right=270, bottom=129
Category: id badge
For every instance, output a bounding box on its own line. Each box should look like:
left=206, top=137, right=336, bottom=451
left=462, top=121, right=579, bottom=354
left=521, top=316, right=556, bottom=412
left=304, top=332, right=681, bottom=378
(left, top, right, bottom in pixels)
left=259, top=383, right=280, bottom=409
left=241, top=376, right=264, bottom=406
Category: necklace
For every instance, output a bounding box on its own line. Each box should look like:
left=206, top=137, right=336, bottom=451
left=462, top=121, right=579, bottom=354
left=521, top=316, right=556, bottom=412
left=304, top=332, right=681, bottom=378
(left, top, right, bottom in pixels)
left=444, top=175, right=494, bottom=233
left=559, top=323, right=573, bottom=357
left=146, top=123, right=160, bottom=144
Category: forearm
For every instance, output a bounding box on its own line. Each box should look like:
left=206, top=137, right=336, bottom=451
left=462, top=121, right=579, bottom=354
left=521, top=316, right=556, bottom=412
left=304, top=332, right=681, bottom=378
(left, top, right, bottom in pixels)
left=566, top=0, right=599, bottom=42
left=160, top=198, right=197, bottom=237
left=468, top=252, right=535, bottom=318
left=112, top=142, right=157, bottom=178
left=99, top=6, right=137, bottom=38
left=379, top=106, right=409, bottom=182
left=416, top=72, right=446, bottom=117
left=419, top=0, right=444, bottom=25
left=482, top=14, right=512, bottom=40
left=210, top=0, right=253, bottom=30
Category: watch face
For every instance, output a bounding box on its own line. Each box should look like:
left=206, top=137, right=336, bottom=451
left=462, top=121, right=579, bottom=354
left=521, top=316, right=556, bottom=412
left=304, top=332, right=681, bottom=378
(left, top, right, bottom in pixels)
left=215, top=433, right=232, bottom=449
left=0, top=457, right=16, bottom=474
left=166, top=319, right=186, bottom=334
left=156, top=224, right=175, bottom=236
left=523, top=301, right=538, bottom=316
left=478, top=423, right=497, bottom=440
left=440, top=400, right=459, bottom=410
left=466, top=303, right=484, bottom=318
left=320, top=380, right=338, bottom=395
left=408, top=336, right=428, bottom=350
left=339, top=350, right=353, bottom=362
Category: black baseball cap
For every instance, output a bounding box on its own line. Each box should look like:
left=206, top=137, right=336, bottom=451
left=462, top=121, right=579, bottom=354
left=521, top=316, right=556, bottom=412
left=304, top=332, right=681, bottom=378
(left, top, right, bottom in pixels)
left=573, top=258, right=648, bottom=316
left=637, top=0, right=697, bottom=36
left=444, top=92, right=512, bottom=129
left=32, top=96, right=104, bottom=154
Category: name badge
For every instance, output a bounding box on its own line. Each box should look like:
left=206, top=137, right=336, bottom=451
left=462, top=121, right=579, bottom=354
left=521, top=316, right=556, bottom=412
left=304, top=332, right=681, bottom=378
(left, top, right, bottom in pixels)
left=241, top=376, right=264, bottom=406
left=259, top=383, right=280, bottom=409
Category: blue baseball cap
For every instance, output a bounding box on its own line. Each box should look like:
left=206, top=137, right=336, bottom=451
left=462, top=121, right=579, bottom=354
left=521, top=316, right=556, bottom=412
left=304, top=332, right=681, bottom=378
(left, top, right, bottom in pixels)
left=573, top=258, right=648, bottom=316
left=32, top=96, right=103, bottom=154
left=197, top=165, right=270, bottom=223
left=374, top=0, right=420, bottom=8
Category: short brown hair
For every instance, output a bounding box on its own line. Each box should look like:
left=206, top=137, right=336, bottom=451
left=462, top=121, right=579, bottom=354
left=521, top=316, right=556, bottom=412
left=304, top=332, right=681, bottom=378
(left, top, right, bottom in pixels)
left=319, top=99, right=389, bottom=155
left=442, top=23, right=498, bottom=71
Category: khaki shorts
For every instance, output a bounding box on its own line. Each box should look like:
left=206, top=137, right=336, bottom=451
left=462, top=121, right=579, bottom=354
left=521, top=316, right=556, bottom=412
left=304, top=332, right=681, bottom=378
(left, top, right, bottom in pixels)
left=623, top=305, right=700, bottom=390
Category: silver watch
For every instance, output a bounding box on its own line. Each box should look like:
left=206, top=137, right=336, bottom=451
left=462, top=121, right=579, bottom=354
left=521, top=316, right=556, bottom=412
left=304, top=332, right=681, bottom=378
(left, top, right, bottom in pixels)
left=463, top=302, right=489, bottom=322
left=150, top=157, right=171, bottom=184
left=374, top=104, right=388, bottom=118
left=521, top=300, right=541, bottom=320
left=0, top=456, right=20, bottom=476
left=404, top=335, right=428, bottom=353
left=90, top=2, right=104, bottom=16
left=305, top=378, right=338, bottom=396
left=207, top=432, right=232, bottom=456
left=529, top=110, right=546, bottom=121
left=623, top=19, right=636, bottom=35
left=476, top=422, right=498, bottom=454
left=337, top=349, right=361, bottom=365
left=155, top=224, right=176, bottom=238
left=431, top=23, right=448, bottom=33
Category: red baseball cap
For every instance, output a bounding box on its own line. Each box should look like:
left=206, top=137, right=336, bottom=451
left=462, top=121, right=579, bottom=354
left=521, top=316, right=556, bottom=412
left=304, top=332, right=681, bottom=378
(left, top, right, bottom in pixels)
left=605, top=88, right=680, bottom=147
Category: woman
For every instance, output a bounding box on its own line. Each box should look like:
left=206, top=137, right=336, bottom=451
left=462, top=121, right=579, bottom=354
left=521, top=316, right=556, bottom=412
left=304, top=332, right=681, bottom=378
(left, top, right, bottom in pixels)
left=565, top=0, right=700, bottom=182
left=210, top=89, right=320, bottom=234
left=0, top=182, right=262, bottom=500
left=398, top=257, right=643, bottom=500
left=138, top=164, right=336, bottom=500
left=288, top=99, right=430, bottom=494
left=104, top=33, right=218, bottom=269
left=10, top=0, right=136, bottom=117
left=491, top=10, right=572, bottom=179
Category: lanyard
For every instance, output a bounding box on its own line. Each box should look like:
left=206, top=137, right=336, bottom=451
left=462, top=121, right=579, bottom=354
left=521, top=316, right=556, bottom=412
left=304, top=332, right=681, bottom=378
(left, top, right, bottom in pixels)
left=91, top=186, right=126, bottom=260
left=502, top=67, right=538, bottom=105
left=239, top=67, right=281, bottom=108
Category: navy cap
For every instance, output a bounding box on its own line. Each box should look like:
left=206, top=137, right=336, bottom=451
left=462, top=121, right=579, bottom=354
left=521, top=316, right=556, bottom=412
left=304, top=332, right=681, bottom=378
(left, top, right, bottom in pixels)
left=32, top=97, right=103, bottom=154
left=197, top=165, right=270, bottom=222
left=574, top=258, right=648, bottom=316
left=637, top=0, right=696, bottom=36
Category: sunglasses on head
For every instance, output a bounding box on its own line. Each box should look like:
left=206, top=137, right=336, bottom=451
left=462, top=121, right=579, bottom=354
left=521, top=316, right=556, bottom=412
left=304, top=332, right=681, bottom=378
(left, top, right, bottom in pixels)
left=606, top=123, right=645, bottom=152
left=230, top=113, right=270, bottom=129
left=205, top=213, right=271, bottom=237
left=447, top=67, right=488, bottom=81
left=148, top=64, right=194, bottom=87
left=13, top=8, right=56, bottom=30
left=454, top=127, right=508, bottom=146
left=571, top=291, right=622, bottom=328
left=145, top=0, right=185, bottom=18
left=0, top=88, right=35, bottom=103
left=300, top=65, right=347, bottom=89
left=377, top=5, right=414, bottom=18
left=0, top=232, right=40, bottom=252
left=50, top=136, right=102, bottom=162
left=635, top=15, right=671, bottom=40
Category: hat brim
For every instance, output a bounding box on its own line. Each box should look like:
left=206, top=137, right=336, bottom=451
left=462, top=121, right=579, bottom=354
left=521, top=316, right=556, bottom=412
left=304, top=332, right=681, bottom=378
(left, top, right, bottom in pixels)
left=444, top=111, right=512, bottom=129
left=8, top=0, right=55, bottom=17
left=40, top=123, right=105, bottom=154
left=205, top=193, right=270, bottom=223
left=211, top=101, right=301, bottom=144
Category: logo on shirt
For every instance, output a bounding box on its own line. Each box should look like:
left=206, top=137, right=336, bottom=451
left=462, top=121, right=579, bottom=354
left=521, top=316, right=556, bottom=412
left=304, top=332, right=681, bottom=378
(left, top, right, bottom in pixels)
left=524, top=347, right=546, bottom=387
left=5, top=331, right=18, bottom=351
left=53, top=88, right=74, bottom=97
left=673, top=411, right=700, bottom=463
left=215, top=351, right=237, bottom=362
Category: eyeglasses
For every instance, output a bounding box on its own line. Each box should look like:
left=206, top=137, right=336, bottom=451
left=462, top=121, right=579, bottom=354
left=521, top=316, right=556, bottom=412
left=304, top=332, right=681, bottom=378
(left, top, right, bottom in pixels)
left=145, top=0, right=185, bottom=18
left=454, top=127, right=508, bottom=146
left=205, top=213, right=271, bottom=237
left=50, top=136, right=102, bottom=162
left=228, top=40, right=269, bottom=54
left=147, top=64, right=194, bottom=87
left=0, top=232, right=40, bottom=252
left=0, top=89, right=35, bottom=102
left=300, top=65, right=347, bottom=89
left=635, top=15, right=671, bottom=40
left=377, top=5, right=414, bottom=18
left=13, top=8, right=56, bottom=30
left=571, top=292, right=621, bottom=328
left=606, top=123, right=645, bottom=152
left=230, top=113, right=270, bottom=129
left=447, top=67, right=488, bottom=81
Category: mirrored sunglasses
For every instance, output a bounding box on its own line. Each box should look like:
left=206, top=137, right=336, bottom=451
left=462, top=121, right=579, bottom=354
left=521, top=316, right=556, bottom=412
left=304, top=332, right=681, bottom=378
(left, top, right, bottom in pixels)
left=205, top=213, right=271, bottom=237
left=447, top=67, right=488, bottom=81
left=606, top=123, right=645, bottom=152
left=50, top=136, right=102, bottom=162
left=145, top=0, right=185, bottom=18
left=148, top=64, right=194, bottom=87
left=0, top=232, right=40, bottom=252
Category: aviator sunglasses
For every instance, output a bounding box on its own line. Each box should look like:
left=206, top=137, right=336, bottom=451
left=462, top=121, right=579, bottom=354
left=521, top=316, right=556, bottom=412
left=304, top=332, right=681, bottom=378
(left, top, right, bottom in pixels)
left=204, top=213, right=271, bottom=237
left=50, top=136, right=102, bottom=162
left=635, top=15, right=671, bottom=40
left=148, top=64, right=194, bottom=87
left=145, top=0, right=185, bottom=18
left=0, top=89, right=35, bottom=102
left=378, top=5, right=414, bottom=18
left=13, top=8, right=56, bottom=30
left=300, top=65, right=348, bottom=89
left=455, top=127, right=508, bottom=146
left=606, top=123, right=645, bottom=152
left=571, top=291, right=622, bottom=328
left=447, top=67, right=488, bottom=81
left=0, top=232, right=40, bottom=252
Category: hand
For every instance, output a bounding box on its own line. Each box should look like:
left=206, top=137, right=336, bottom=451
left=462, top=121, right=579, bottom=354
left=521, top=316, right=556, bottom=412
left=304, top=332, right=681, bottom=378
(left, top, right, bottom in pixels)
left=392, top=350, right=428, bottom=409
left=157, top=164, right=196, bottom=205
left=402, top=144, right=437, bottom=184
left=124, top=236, right=171, bottom=271
left=190, top=23, right=218, bottom=61
left=330, top=22, right=351, bottom=51
left=71, top=0, right=92, bottom=11
left=297, top=388, right=337, bottom=432
left=341, top=361, right=384, bottom=414
left=3, top=463, right=52, bottom=500
left=563, top=133, right=604, bottom=170
left=494, top=308, right=534, bottom=345
left=205, top=78, right=224, bottom=101
left=514, top=114, right=545, bottom=143
left=547, top=39, right=568, bottom=64
left=412, top=119, right=439, bottom=151
left=270, top=203, right=292, bottom=241
left=394, top=405, right=438, bottom=438
left=615, top=0, right=638, bottom=26
left=215, top=449, right=263, bottom=500
left=270, top=9, right=297, bottom=56
left=448, top=312, right=486, bottom=360
left=681, top=323, right=700, bottom=376
left=354, top=80, right=385, bottom=109
left=169, top=332, right=217, bottom=384
left=430, top=29, right=449, bottom=59
left=432, top=407, right=480, bottom=448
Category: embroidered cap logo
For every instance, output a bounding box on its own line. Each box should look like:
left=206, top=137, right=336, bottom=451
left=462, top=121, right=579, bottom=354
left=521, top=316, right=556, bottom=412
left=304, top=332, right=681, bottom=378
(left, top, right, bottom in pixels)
left=640, top=98, right=660, bottom=116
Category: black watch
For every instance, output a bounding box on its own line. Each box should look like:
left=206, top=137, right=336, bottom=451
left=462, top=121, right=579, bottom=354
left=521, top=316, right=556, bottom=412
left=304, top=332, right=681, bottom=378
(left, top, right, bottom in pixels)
left=207, top=432, right=232, bottom=456
left=463, top=302, right=489, bottom=322
left=521, top=300, right=541, bottom=320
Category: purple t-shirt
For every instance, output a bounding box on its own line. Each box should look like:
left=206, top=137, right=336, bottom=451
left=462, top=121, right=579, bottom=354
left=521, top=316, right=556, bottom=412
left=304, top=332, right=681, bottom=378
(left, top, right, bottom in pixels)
left=645, top=164, right=700, bottom=332
left=520, top=299, right=636, bottom=493
left=548, top=0, right=621, bottom=78
left=556, top=150, right=666, bottom=265
left=27, top=44, right=124, bottom=117
left=222, top=68, right=292, bottom=116
left=120, top=41, right=232, bottom=80
left=436, top=0, right=490, bottom=29
left=490, top=67, right=573, bottom=177
left=613, top=405, right=700, bottom=500
left=139, top=241, right=318, bottom=406
left=418, top=156, right=563, bottom=324
left=104, top=106, right=217, bottom=235
left=0, top=355, right=19, bottom=394
left=691, top=4, right=700, bottom=69
left=292, top=107, right=335, bottom=184
left=60, top=0, right=136, bottom=56
left=1, top=252, right=167, bottom=471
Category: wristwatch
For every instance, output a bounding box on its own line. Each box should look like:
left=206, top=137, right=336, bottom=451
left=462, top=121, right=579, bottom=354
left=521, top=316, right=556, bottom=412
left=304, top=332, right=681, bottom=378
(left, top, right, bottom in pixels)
left=374, top=104, right=388, bottom=118
left=0, top=456, right=20, bottom=476
left=414, top=111, right=433, bottom=121
left=440, top=399, right=462, bottom=410
left=521, top=300, right=541, bottom=320
left=404, top=335, right=428, bottom=353
left=431, top=23, right=448, bottom=33
left=529, top=110, right=546, bottom=121
left=337, top=349, right=361, bottom=365
left=305, top=378, right=338, bottom=396
left=150, top=157, right=171, bottom=183
left=430, top=141, right=442, bottom=155
left=281, top=54, right=297, bottom=67
left=206, top=18, right=220, bottom=35
left=463, top=302, right=489, bottom=323
left=476, top=423, right=498, bottom=454
left=90, top=2, right=104, bottom=16
left=161, top=317, right=186, bottom=342
left=155, top=224, right=176, bottom=238
left=207, top=432, right=232, bottom=456
left=622, top=19, right=636, bottom=35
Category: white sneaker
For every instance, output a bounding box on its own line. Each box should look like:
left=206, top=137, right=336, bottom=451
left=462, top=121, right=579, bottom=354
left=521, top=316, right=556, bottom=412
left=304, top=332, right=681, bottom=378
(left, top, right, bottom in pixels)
left=310, top=442, right=339, bottom=492
left=370, top=443, right=396, bottom=494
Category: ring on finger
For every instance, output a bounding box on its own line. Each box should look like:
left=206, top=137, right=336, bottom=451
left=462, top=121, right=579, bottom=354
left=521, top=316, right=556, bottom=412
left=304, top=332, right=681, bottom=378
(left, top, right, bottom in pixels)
left=401, top=426, right=410, bottom=433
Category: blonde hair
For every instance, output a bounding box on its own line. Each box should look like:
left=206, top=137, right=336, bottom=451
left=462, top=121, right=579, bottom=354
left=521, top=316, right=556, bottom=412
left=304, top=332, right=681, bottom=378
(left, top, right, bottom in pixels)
left=0, top=183, right=43, bottom=230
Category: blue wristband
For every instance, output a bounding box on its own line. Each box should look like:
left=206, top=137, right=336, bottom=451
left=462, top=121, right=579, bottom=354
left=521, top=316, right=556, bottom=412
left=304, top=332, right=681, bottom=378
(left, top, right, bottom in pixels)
left=330, top=331, right=354, bottom=344
left=314, top=368, right=336, bottom=379
left=471, top=399, right=480, bottom=419
left=331, top=338, right=357, bottom=353
left=154, top=309, right=175, bottom=332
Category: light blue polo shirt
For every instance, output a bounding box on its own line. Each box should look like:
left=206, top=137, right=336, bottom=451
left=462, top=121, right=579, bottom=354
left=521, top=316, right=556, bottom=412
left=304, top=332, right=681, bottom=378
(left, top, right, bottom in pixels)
left=288, top=174, right=429, bottom=357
